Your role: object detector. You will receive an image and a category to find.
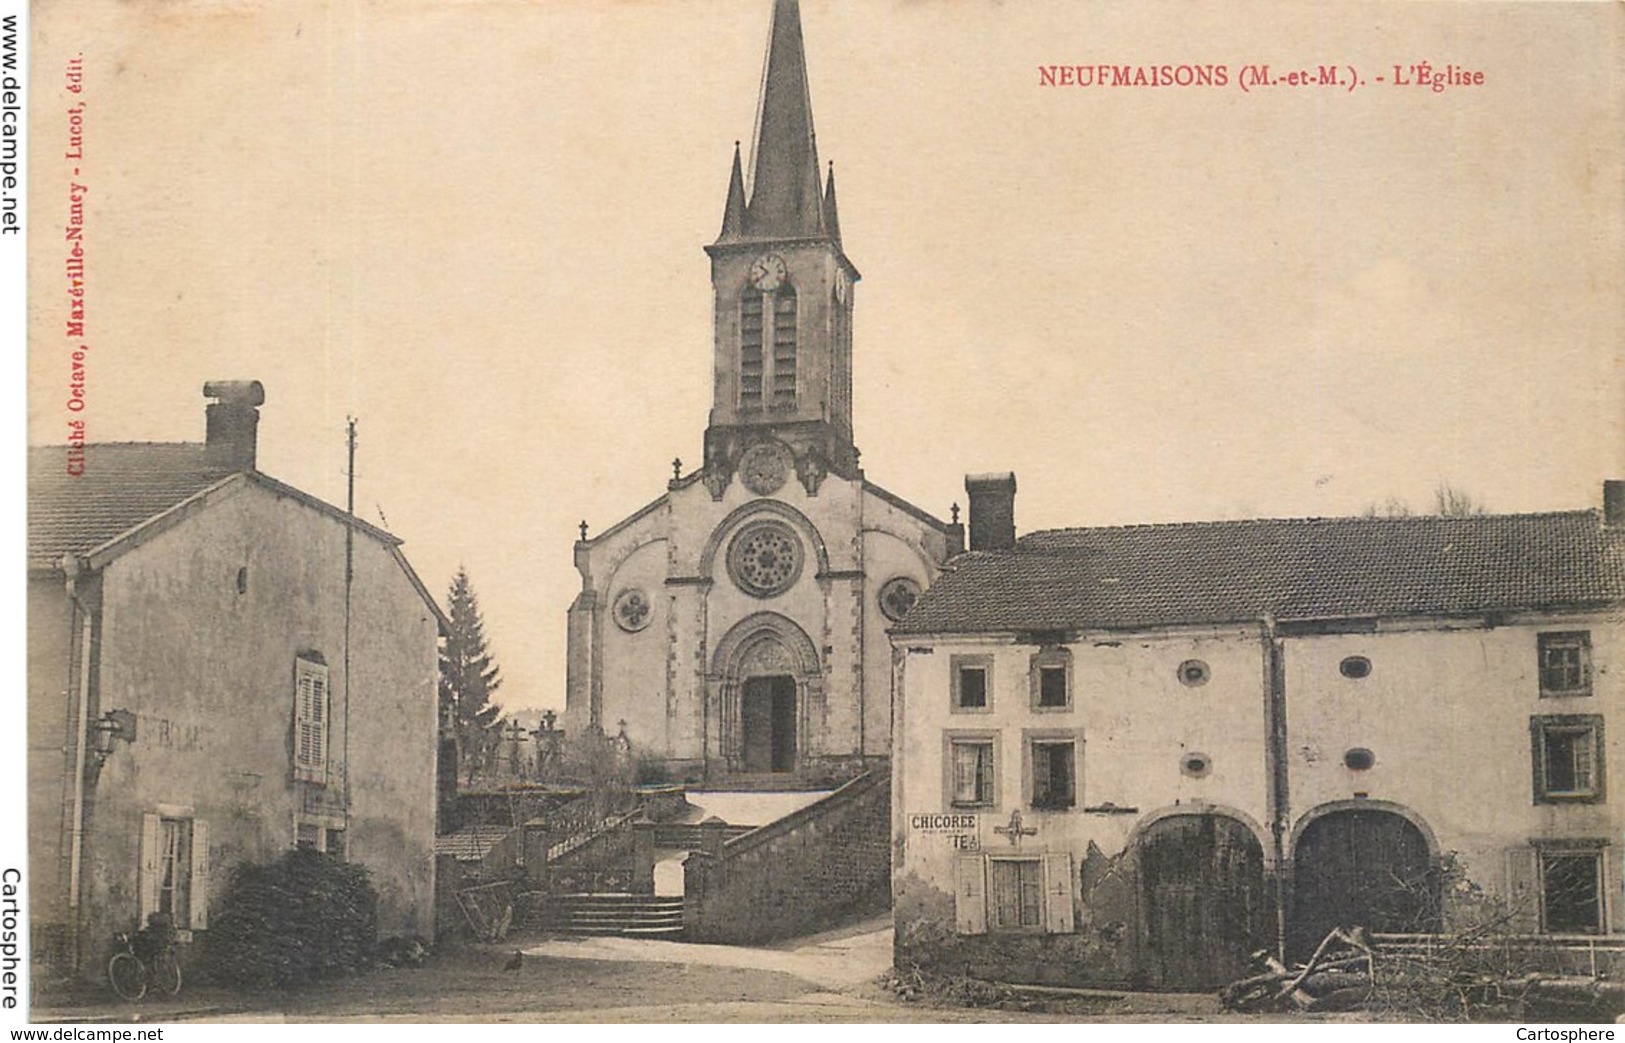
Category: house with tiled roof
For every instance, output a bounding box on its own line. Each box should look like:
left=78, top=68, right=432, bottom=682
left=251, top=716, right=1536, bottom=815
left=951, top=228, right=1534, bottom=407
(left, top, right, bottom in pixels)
left=890, top=474, right=1625, bottom=992
left=27, top=382, right=446, bottom=983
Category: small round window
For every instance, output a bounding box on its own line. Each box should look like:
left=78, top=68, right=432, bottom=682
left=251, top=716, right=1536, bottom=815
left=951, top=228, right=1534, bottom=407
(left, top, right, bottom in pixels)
left=1180, top=752, right=1212, bottom=778
left=1340, top=656, right=1372, bottom=679
left=612, top=587, right=653, bottom=633
left=878, top=576, right=922, bottom=623
left=1344, top=747, right=1376, bottom=771
left=1177, top=660, right=1210, bottom=687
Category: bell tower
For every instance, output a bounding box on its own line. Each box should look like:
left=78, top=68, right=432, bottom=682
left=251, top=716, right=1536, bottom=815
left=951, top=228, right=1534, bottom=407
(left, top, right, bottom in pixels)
left=702, top=0, right=859, bottom=499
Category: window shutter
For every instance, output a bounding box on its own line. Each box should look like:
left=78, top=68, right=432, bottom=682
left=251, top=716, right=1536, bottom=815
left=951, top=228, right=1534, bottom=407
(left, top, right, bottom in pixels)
left=310, top=674, right=327, bottom=770
left=294, top=660, right=330, bottom=783
left=1504, top=846, right=1541, bottom=932
left=138, top=813, right=162, bottom=922
left=189, top=819, right=210, bottom=930
left=1041, top=852, right=1074, bottom=934
left=954, top=855, right=987, bottom=935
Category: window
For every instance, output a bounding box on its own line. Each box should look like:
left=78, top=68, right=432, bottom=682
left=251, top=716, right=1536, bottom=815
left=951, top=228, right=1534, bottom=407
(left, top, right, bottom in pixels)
left=294, top=656, right=330, bottom=783
left=295, top=813, right=348, bottom=857
left=771, top=287, right=797, bottom=408
left=1030, top=740, right=1076, bottom=809
left=949, top=738, right=995, bottom=807
left=954, top=853, right=1074, bottom=936
left=140, top=812, right=209, bottom=931
left=1540, top=632, right=1592, bottom=697
left=740, top=294, right=764, bottom=410
left=951, top=655, right=993, bottom=712
left=1177, top=659, right=1210, bottom=687
left=1531, top=715, right=1605, bottom=803
left=990, top=858, right=1044, bottom=930
left=1541, top=849, right=1603, bottom=933
left=1180, top=751, right=1213, bottom=778
left=1029, top=647, right=1072, bottom=710
left=1339, top=656, right=1372, bottom=679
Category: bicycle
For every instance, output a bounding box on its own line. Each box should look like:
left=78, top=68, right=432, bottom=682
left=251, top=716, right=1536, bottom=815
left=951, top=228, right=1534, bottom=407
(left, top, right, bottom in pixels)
left=107, top=917, right=182, bottom=1001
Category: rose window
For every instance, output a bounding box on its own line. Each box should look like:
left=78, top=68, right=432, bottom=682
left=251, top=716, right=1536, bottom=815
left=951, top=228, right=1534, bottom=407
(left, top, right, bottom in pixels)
left=612, top=587, right=652, bottom=632
left=878, top=576, right=922, bottom=622
left=727, top=520, right=804, bottom=598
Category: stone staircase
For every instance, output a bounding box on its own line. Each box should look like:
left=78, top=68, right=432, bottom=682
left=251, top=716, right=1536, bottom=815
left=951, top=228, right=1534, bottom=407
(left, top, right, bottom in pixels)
left=523, top=893, right=686, bottom=938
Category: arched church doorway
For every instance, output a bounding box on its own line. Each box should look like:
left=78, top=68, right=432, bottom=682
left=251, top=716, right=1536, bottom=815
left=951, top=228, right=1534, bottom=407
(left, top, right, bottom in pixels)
left=741, top=676, right=797, bottom=773
left=1137, top=812, right=1268, bottom=991
left=1290, top=805, right=1438, bottom=958
left=710, top=612, right=821, bottom=777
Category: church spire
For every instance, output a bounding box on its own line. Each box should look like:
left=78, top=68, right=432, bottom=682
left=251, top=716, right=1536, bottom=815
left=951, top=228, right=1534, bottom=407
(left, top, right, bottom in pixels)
left=822, top=161, right=842, bottom=246
left=718, top=141, right=747, bottom=241
left=742, top=0, right=826, bottom=240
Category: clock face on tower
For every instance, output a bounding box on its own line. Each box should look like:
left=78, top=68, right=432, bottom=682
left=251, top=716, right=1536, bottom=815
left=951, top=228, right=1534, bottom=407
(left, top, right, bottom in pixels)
left=739, top=442, right=792, bottom=496
left=747, top=253, right=788, bottom=292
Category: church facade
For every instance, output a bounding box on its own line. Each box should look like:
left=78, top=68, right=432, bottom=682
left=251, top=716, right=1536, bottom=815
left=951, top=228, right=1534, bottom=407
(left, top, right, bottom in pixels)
left=564, top=0, right=958, bottom=784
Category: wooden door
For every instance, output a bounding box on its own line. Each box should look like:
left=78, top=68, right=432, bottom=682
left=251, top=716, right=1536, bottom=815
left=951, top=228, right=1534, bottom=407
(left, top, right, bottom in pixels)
left=768, top=677, right=796, bottom=772
left=741, top=676, right=796, bottom=773
left=1139, top=814, right=1267, bottom=990
left=1291, top=808, right=1437, bottom=959
left=741, top=678, right=774, bottom=772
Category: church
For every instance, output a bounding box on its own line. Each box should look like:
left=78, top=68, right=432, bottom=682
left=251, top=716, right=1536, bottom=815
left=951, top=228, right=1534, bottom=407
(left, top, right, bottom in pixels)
left=563, top=0, right=959, bottom=784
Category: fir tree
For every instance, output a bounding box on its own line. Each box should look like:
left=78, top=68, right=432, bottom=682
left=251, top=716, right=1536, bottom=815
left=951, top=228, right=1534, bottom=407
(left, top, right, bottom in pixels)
left=439, top=566, right=503, bottom=784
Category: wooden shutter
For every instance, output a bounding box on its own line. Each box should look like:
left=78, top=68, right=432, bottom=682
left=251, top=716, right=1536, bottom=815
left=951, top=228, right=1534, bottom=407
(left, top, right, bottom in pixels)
left=310, top=672, right=327, bottom=770
left=954, top=855, right=987, bottom=935
left=138, top=813, right=162, bottom=922
left=1042, top=852, right=1075, bottom=934
left=294, top=660, right=329, bottom=782
left=1504, top=846, right=1541, bottom=933
left=189, top=819, right=210, bottom=930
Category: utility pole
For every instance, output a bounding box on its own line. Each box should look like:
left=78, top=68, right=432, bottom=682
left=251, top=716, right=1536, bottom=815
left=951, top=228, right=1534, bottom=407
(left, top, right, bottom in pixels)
left=344, top=418, right=356, bottom=815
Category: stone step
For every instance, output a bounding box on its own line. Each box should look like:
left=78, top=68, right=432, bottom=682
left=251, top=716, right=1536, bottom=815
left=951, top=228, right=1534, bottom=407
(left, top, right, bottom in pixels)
left=519, top=891, right=687, bottom=938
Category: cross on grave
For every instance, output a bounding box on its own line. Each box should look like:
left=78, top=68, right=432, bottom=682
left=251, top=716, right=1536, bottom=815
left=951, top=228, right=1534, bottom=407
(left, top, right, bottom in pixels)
left=501, top=719, right=529, bottom=777
left=993, top=809, right=1037, bottom=846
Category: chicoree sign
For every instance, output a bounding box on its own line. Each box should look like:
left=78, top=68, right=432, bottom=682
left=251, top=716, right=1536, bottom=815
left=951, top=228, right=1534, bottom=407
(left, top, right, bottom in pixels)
left=908, top=813, right=981, bottom=850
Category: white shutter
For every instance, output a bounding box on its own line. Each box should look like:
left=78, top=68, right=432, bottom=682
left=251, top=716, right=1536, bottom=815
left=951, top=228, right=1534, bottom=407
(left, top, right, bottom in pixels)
left=294, top=660, right=330, bottom=782
left=310, top=674, right=327, bottom=771
left=1505, top=846, right=1541, bottom=933
left=189, top=819, right=210, bottom=930
left=1042, top=852, right=1074, bottom=934
left=954, top=855, right=987, bottom=935
left=138, top=813, right=162, bottom=922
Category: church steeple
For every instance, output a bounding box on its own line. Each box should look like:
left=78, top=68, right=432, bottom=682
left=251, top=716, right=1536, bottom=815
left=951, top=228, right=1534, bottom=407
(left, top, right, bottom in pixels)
left=719, top=141, right=747, bottom=241
left=703, top=0, right=860, bottom=499
left=822, top=162, right=842, bottom=246
left=715, top=0, right=829, bottom=244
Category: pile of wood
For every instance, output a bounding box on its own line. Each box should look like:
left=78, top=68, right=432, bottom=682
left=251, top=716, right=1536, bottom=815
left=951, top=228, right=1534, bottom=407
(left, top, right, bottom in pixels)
left=1221, top=927, right=1375, bottom=1013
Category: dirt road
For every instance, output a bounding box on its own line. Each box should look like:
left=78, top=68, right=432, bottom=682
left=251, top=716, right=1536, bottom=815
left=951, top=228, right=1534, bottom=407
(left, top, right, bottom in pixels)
left=35, top=917, right=1228, bottom=1024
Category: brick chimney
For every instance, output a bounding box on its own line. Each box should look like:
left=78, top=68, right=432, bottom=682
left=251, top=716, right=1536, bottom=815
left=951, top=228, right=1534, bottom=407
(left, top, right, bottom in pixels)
left=1605, top=480, right=1625, bottom=527
left=203, top=380, right=264, bottom=471
left=965, top=472, right=1017, bottom=551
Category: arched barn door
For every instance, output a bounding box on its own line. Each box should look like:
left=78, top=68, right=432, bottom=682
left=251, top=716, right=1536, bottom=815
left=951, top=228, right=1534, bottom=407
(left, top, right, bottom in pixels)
left=1139, top=814, right=1268, bottom=991
left=1291, top=807, right=1438, bottom=959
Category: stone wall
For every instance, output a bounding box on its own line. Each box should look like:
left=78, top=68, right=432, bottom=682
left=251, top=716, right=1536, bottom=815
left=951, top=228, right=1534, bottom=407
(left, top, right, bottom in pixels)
left=684, top=768, right=890, bottom=944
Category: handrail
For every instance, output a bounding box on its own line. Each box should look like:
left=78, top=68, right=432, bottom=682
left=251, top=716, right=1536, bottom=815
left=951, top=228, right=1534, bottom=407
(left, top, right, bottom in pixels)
left=546, top=808, right=641, bottom=862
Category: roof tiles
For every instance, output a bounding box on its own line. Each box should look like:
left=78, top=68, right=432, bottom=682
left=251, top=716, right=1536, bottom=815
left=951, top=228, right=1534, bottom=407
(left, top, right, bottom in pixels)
left=894, top=511, right=1625, bottom=635
left=28, top=444, right=234, bottom=570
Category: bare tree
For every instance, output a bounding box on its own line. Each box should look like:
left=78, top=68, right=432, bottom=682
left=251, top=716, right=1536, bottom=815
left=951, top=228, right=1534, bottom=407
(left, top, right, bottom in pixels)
left=1431, top=483, right=1486, bottom=516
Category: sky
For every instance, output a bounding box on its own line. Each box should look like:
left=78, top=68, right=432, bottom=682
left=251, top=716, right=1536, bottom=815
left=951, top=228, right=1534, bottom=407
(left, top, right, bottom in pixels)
left=25, top=0, right=1625, bottom=717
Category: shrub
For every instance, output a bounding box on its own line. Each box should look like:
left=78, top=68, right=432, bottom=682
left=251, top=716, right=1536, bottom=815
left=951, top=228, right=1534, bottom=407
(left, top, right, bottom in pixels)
left=202, top=849, right=379, bottom=989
